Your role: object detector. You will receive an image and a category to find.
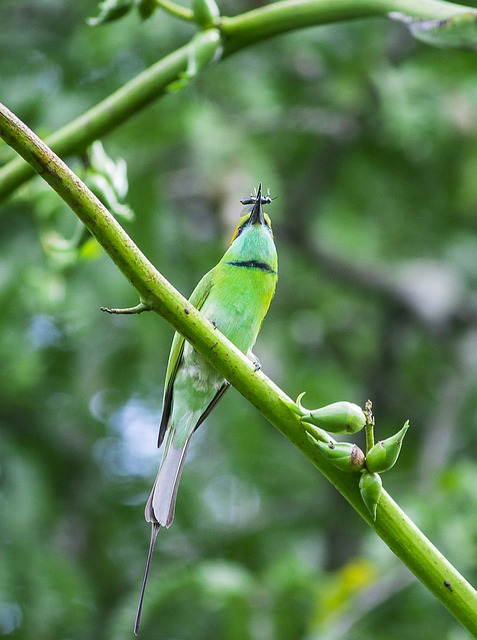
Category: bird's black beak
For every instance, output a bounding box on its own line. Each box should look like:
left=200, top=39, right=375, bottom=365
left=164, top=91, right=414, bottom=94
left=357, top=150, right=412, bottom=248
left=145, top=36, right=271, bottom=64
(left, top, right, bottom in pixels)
left=249, top=183, right=265, bottom=226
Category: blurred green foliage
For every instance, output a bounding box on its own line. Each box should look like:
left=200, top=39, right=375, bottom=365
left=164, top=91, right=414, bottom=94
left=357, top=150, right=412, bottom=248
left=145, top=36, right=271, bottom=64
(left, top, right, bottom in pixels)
left=1, top=1, right=477, bottom=639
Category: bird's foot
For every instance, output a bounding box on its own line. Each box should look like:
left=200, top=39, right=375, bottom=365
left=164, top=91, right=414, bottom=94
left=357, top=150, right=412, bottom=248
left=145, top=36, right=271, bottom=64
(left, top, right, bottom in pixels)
left=248, top=351, right=262, bottom=371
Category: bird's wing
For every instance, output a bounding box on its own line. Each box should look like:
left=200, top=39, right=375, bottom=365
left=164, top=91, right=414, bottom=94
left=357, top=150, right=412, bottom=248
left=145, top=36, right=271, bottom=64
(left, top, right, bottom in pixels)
left=157, top=333, right=184, bottom=447
left=157, top=268, right=215, bottom=446
left=193, top=381, right=231, bottom=433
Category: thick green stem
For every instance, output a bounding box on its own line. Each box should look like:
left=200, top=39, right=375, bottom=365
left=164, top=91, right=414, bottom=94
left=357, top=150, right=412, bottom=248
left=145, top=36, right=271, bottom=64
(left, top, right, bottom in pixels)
left=0, top=0, right=475, bottom=203
left=221, top=0, right=474, bottom=52
left=1, top=102, right=477, bottom=636
left=0, top=43, right=192, bottom=201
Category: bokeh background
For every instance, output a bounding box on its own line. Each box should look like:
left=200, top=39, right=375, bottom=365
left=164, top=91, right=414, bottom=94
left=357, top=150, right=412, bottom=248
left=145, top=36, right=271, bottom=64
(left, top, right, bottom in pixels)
left=2, top=1, right=477, bottom=638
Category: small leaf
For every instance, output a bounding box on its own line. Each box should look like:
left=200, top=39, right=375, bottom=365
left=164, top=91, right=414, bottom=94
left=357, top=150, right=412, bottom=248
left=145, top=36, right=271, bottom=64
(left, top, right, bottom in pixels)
left=89, top=141, right=128, bottom=196
left=359, top=471, right=383, bottom=521
left=135, top=0, right=157, bottom=20
left=39, top=230, right=79, bottom=268
left=87, top=0, right=133, bottom=26
left=390, top=11, right=477, bottom=50
left=87, top=174, right=134, bottom=221
left=79, top=237, right=103, bottom=261
left=193, top=0, right=220, bottom=27
left=85, top=141, right=134, bottom=221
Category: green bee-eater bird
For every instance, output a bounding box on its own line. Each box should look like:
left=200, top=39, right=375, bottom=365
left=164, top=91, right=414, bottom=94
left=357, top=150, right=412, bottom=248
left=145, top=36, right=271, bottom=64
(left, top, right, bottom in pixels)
left=134, top=183, right=278, bottom=634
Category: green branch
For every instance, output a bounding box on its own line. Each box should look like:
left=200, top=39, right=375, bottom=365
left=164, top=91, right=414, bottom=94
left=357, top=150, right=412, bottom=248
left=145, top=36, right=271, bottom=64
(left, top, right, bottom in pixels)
left=0, top=0, right=475, bottom=203
left=220, top=0, right=474, bottom=52
left=0, top=42, right=191, bottom=202
left=1, top=102, right=477, bottom=635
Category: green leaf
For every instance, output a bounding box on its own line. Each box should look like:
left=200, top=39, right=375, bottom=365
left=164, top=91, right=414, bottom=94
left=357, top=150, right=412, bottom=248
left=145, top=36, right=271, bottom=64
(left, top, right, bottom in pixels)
left=193, top=0, right=220, bottom=27
left=359, top=471, right=383, bottom=521
left=87, top=0, right=133, bottom=26
left=85, top=141, right=134, bottom=221
left=390, top=11, right=477, bottom=50
left=79, top=237, right=103, bottom=261
left=135, top=0, right=157, bottom=20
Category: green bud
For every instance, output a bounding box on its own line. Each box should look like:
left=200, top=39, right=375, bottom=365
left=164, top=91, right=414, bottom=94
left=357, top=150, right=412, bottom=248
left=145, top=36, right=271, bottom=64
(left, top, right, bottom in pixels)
left=193, top=0, right=220, bottom=27
left=359, top=471, right=382, bottom=521
left=298, top=395, right=366, bottom=435
left=188, top=29, right=222, bottom=73
left=167, top=29, right=222, bottom=92
left=366, top=421, right=409, bottom=474
left=309, top=437, right=365, bottom=472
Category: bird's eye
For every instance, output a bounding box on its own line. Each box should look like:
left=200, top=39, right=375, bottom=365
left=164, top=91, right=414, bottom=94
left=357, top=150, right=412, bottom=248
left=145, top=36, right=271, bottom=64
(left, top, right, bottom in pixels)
left=229, top=221, right=246, bottom=245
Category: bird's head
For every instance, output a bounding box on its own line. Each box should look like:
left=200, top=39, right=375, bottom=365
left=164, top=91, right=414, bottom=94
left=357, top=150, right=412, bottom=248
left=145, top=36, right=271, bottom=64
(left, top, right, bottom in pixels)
left=229, top=183, right=274, bottom=245
left=221, top=183, right=277, bottom=271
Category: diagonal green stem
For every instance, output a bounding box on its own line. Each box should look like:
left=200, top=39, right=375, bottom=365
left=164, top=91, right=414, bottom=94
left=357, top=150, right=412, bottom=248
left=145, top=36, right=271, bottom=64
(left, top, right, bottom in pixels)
left=0, top=0, right=475, bottom=203
left=0, top=43, right=192, bottom=202
left=1, top=102, right=477, bottom=636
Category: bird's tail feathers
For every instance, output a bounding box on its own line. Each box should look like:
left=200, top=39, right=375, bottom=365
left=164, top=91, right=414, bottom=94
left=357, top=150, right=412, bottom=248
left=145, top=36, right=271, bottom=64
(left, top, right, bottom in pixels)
left=134, top=522, right=160, bottom=635
left=145, top=438, right=191, bottom=528
left=136, top=437, right=191, bottom=633
left=135, top=441, right=190, bottom=634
